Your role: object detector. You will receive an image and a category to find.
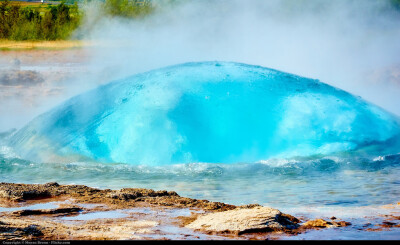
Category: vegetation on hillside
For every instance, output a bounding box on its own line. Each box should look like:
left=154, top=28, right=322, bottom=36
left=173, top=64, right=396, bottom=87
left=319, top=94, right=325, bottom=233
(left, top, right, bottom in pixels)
left=0, top=0, right=80, bottom=40
left=104, top=0, right=153, bottom=18
left=0, top=0, right=154, bottom=40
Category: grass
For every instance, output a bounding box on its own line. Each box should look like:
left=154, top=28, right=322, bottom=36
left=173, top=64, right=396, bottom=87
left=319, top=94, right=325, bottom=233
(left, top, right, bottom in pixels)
left=8, top=0, right=59, bottom=10
left=9, top=2, right=44, bottom=6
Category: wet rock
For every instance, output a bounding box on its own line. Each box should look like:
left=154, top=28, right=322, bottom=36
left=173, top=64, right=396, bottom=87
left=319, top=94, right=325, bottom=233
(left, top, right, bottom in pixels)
left=44, top=182, right=60, bottom=187
left=280, top=213, right=301, bottom=225
left=143, top=196, right=235, bottom=211
left=384, top=215, right=400, bottom=221
left=0, top=223, right=43, bottom=239
left=0, top=182, right=305, bottom=240
left=108, top=188, right=179, bottom=201
left=237, top=204, right=262, bottom=209
left=0, top=182, right=236, bottom=211
left=185, top=206, right=299, bottom=234
left=0, top=70, right=44, bottom=86
left=336, top=221, right=352, bottom=227
left=363, top=222, right=372, bottom=227
left=13, top=207, right=82, bottom=216
left=379, top=221, right=400, bottom=228
left=302, top=219, right=330, bottom=228
left=0, top=183, right=55, bottom=201
left=22, top=225, right=43, bottom=236
left=302, top=219, right=351, bottom=229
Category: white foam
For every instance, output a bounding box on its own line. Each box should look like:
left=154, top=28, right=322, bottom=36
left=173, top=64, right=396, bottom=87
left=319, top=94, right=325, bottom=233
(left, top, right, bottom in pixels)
left=257, top=158, right=299, bottom=167
left=373, top=156, right=385, bottom=162
left=0, top=146, right=20, bottom=159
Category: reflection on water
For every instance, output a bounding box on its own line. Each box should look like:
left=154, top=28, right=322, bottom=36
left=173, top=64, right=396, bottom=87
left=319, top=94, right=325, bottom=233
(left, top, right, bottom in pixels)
left=61, top=210, right=129, bottom=221
left=0, top=202, right=59, bottom=213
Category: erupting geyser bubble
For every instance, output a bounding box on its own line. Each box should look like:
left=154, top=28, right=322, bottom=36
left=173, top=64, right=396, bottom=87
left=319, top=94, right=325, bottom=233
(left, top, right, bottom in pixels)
left=8, top=62, right=400, bottom=165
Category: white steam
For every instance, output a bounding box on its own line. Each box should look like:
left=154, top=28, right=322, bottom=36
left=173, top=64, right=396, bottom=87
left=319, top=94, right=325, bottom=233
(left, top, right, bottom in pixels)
left=81, top=0, right=400, bottom=115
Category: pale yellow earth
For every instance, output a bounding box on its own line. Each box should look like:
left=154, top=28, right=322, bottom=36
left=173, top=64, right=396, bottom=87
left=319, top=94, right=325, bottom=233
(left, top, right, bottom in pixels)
left=0, top=40, right=92, bottom=50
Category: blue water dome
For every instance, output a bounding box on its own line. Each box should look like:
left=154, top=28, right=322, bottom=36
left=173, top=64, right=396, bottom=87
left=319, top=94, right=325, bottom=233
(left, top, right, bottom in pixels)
left=9, top=62, right=400, bottom=165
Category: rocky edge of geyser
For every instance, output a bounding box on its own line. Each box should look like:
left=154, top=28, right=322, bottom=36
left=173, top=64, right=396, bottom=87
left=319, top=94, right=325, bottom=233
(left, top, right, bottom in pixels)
left=0, top=182, right=352, bottom=240
left=0, top=182, right=234, bottom=210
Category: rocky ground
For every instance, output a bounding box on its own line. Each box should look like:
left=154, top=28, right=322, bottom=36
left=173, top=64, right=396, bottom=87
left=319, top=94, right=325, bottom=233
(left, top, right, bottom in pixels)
left=0, top=182, right=372, bottom=240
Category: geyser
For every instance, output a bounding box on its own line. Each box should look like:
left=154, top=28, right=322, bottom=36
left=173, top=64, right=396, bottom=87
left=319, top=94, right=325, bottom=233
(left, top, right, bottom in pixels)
left=8, top=62, right=400, bottom=165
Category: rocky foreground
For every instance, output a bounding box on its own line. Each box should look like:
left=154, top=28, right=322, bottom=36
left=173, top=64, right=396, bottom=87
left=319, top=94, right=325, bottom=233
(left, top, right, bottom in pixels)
left=0, top=182, right=395, bottom=240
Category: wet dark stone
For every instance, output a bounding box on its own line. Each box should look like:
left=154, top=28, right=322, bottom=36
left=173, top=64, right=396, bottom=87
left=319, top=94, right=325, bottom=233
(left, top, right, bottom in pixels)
left=22, top=225, right=43, bottom=237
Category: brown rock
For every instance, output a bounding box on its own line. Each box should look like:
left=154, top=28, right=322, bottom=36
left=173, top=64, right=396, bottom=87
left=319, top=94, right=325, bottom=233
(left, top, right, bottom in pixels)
left=0, top=223, right=43, bottom=240
left=0, top=182, right=55, bottom=201
left=380, top=221, right=399, bottom=228
left=22, top=225, right=44, bottom=237
left=185, top=206, right=299, bottom=234
left=302, top=218, right=351, bottom=229
left=108, top=188, right=178, bottom=201
left=0, top=182, right=235, bottom=211
left=336, top=221, right=352, bottom=227
left=302, top=219, right=331, bottom=228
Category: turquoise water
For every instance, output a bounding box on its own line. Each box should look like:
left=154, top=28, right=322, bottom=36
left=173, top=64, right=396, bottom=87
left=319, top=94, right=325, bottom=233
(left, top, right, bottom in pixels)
left=7, top=62, right=400, bottom=165
left=1, top=62, right=400, bottom=239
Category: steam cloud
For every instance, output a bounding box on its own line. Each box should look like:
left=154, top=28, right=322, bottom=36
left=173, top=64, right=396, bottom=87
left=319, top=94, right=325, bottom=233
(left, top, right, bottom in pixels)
left=82, top=0, right=400, bottom=114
